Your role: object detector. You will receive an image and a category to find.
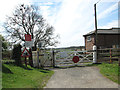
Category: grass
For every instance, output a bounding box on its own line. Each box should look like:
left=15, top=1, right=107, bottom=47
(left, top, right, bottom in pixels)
left=98, top=62, right=119, bottom=84
left=2, top=63, right=54, bottom=88
left=87, top=61, right=119, bottom=84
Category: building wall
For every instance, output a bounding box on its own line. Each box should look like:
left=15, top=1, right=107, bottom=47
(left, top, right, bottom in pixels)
left=85, top=35, right=95, bottom=51
left=97, top=34, right=120, bottom=48
left=85, top=34, right=120, bottom=51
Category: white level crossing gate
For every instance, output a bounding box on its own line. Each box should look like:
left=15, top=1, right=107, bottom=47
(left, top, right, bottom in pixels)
left=32, top=49, right=96, bottom=68
left=55, top=50, right=93, bottom=67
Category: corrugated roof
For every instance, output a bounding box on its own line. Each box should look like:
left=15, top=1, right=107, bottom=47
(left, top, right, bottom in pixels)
left=83, top=28, right=120, bottom=36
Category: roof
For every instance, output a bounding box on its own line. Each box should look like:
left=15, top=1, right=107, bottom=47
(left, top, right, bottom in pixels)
left=83, top=28, right=120, bottom=37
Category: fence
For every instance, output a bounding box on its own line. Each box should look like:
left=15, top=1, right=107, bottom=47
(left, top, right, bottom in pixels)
left=97, top=48, right=120, bottom=63
left=32, top=50, right=53, bottom=67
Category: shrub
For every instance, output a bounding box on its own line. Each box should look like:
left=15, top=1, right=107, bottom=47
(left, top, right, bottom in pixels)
left=12, top=44, right=22, bottom=66
left=2, top=50, right=12, bottom=60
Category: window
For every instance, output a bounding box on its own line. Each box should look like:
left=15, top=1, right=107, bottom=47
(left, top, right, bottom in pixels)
left=87, top=36, right=91, bottom=42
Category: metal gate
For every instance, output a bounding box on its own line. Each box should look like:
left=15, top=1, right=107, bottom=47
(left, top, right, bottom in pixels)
left=32, top=49, right=94, bottom=68
left=55, top=50, right=93, bottom=67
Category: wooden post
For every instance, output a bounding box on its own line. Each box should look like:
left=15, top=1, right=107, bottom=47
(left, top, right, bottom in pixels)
left=110, top=48, right=112, bottom=63
left=52, top=50, right=55, bottom=67
left=37, top=50, right=39, bottom=68
left=118, top=57, right=120, bottom=66
left=94, top=4, right=98, bottom=61
left=39, top=49, right=41, bottom=68
left=25, top=57, right=27, bottom=67
left=29, top=48, right=33, bottom=67
left=94, top=4, right=98, bottom=46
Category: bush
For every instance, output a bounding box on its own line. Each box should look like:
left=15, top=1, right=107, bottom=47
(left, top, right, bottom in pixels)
left=12, top=44, right=22, bottom=66
left=2, top=50, right=12, bottom=60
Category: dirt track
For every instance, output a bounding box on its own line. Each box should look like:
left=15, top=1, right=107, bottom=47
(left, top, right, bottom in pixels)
left=44, top=66, right=118, bottom=88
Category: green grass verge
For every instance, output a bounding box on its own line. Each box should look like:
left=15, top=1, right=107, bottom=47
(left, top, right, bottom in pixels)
left=87, top=61, right=119, bottom=84
left=2, top=64, right=54, bottom=88
left=98, top=62, right=119, bottom=84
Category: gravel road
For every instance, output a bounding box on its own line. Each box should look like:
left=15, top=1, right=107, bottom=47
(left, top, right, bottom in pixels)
left=44, top=66, right=118, bottom=88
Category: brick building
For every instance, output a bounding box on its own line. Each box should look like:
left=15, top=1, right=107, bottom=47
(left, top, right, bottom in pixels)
left=83, top=28, right=120, bottom=51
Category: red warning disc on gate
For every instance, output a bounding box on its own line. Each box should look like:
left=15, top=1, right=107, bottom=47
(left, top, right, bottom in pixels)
left=72, top=56, right=79, bottom=63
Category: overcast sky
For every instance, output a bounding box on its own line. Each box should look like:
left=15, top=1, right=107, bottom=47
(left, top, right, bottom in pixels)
left=0, top=0, right=119, bottom=48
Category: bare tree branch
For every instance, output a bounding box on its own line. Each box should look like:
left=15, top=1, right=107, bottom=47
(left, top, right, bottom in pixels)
left=4, top=4, right=59, bottom=49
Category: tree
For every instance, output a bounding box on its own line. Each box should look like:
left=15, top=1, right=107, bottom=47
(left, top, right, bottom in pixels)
left=0, top=34, right=8, bottom=51
left=0, top=34, right=12, bottom=60
left=4, top=4, right=59, bottom=50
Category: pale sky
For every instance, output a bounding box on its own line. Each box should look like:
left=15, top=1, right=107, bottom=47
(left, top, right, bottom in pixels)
left=0, top=0, right=119, bottom=48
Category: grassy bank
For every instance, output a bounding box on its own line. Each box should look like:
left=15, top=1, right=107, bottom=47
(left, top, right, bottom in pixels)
left=2, top=64, right=54, bottom=88
left=98, top=62, right=119, bottom=84
left=87, top=61, right=119, bottom=84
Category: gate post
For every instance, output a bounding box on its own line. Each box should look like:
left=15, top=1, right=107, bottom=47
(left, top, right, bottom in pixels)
left=93, top=45, right=97, bottom=63
left=37, top=48, right=39, bottom=68
left=52, top=50, right=55, bottom=68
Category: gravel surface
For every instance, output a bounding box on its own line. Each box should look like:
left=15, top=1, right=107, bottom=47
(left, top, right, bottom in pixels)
left=44, top=66, right=118, bottom=88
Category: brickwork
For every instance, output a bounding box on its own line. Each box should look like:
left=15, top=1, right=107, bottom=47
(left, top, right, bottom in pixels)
left=85, top=35, right=95, bottom=51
